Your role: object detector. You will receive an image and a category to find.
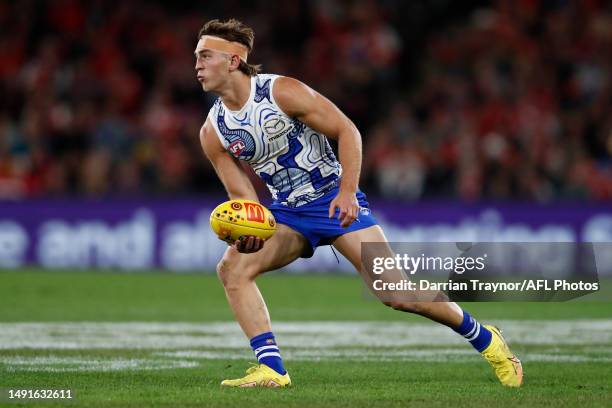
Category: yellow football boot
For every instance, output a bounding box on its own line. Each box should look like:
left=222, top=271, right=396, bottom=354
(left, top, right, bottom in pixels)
left=221, top=364, right=291, bottom=388
left=481, top=325, right=523, bottom=387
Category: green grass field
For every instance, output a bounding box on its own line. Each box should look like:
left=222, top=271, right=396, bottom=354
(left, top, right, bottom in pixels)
left=1, top=270, right=611, bottom=407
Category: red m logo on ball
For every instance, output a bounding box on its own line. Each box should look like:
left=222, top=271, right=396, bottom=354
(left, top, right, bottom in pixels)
left=244, top=202, right=265, bottom=223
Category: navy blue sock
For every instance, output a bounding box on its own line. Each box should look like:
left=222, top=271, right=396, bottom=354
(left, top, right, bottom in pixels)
left=453, top=310, right=493, bottom=352
left=249, top=331, right=286, bottom=375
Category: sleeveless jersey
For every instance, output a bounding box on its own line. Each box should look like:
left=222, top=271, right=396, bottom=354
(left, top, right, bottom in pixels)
left=207, top=74, right=342, bottom=207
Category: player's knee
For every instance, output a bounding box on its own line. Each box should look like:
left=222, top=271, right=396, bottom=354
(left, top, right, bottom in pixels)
left=382, top=300, right=404, bottom=311
left=382, top=300, right=427, bottom=314
left=216, top=260, right=236, bottom=286
left=216, top=258, right=241, bottom=289
left=216, top=256, right=259, bottom=291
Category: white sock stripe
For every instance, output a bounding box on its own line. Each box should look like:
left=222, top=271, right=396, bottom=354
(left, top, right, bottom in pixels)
left=255, top=345, right=279, bottom=355
left=466, top=323, right=481, bottom=341
left=464, top=322, right=478, bottom=338
left=257, top=352, right=281, bottom=359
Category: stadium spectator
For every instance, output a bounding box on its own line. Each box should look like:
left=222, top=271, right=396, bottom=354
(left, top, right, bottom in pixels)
left=0, top=0, right=610, bottom=201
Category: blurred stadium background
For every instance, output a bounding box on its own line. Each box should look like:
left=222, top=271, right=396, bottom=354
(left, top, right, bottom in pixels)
left=0, top=0, right=610, bottom=272
left=1, top=1, right=612, bottom=406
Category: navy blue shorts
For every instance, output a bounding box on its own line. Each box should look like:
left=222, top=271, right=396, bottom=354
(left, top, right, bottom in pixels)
left=269, top=187, right=378, bottom=258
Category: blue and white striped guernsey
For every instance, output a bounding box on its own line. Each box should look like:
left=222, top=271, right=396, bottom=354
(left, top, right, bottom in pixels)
left=207, top=74, right=342, bottom=208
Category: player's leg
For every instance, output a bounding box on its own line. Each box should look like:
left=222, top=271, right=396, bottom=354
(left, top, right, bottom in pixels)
left=217, top=224, right=307, bottom=336
left=216, top=223, right=308, bottom=387
left=332, top=225, right=523, bottom=387
left=331, top=225, right=465, bottom=326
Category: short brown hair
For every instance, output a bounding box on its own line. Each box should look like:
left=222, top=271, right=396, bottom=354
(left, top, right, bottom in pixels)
left=198, top=19, right=261, bottom=76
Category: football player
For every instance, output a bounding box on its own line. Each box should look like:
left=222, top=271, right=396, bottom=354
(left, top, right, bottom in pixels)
left=196, top=19, right=522, bottom=388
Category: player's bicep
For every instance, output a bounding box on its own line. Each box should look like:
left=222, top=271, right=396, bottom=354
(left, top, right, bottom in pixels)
left=273, top=77, right=351, bottom=140
left=299, top=94, right=350, bottom=140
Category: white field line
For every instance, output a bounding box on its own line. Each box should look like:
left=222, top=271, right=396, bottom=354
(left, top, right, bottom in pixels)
left=2, top=348, right=611, bottom=373
left=1, top=320, right=612, bottom=350
left=155, top=349, right=612, bottom=363
left=158, top=348, right=476, bottom=362
left=2, top=321, right=612, bottom=371
left=1, top=356, right=198, bottom=372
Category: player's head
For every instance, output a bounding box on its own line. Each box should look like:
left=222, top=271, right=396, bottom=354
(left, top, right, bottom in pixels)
left=195, top=19, right=261, bottom=92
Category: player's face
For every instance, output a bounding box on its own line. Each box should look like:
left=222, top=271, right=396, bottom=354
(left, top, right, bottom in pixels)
left=194, top=39, right=231, bottom=93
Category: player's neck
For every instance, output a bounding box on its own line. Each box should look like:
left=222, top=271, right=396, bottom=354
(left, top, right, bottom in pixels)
left=219, top=74, right=252, bottom=111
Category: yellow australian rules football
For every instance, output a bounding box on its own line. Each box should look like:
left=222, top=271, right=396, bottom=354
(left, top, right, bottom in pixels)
left=209, top=199, right=277, bottom=243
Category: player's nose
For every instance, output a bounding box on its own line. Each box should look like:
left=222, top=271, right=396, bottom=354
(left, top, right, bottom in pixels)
left=195, top=65, right=205, bottom=78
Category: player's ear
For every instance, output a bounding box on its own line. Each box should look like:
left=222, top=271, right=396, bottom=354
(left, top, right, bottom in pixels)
left=228, top=54, right=241, bottom=71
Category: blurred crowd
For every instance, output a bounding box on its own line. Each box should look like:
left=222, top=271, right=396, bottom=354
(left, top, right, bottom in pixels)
left=0, top=0, right=610, bottom=201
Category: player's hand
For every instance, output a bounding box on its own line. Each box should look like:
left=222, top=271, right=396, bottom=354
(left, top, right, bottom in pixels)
left=233, top=236, right=265, bottom=253
left=329, top=190, right=359, bottom=228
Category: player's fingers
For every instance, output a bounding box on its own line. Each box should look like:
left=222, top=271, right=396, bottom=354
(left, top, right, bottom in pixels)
left=234, top=239, right=243, bottom=252
left=347, top=206, right=354, bottom=218
left=249, top=237, right=263, bottom=253
left=340, top=214, right=353, bottom=227
left=245, top=236, right=255, bottom=252
left=351, top=205, right=359, bottom=221
left=341, top=208, right=357, bottom=227
left=328, top=201, right=338, bottom=218
left=338, top=207, right=348, bottom=221
left=248, top=237, right=258, bottom=252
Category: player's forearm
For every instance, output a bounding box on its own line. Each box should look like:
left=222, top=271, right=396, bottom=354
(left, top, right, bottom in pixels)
left=225, top=182, right=259, bottom=202
left=209, top=157, right=260, bottom=202
left=336, top=124, right=362, bottom=194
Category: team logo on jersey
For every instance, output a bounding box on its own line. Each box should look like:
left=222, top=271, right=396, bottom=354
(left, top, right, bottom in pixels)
left=229, top=140, right=246, bottom=156
left=263, top=116, right=292, bottom=142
